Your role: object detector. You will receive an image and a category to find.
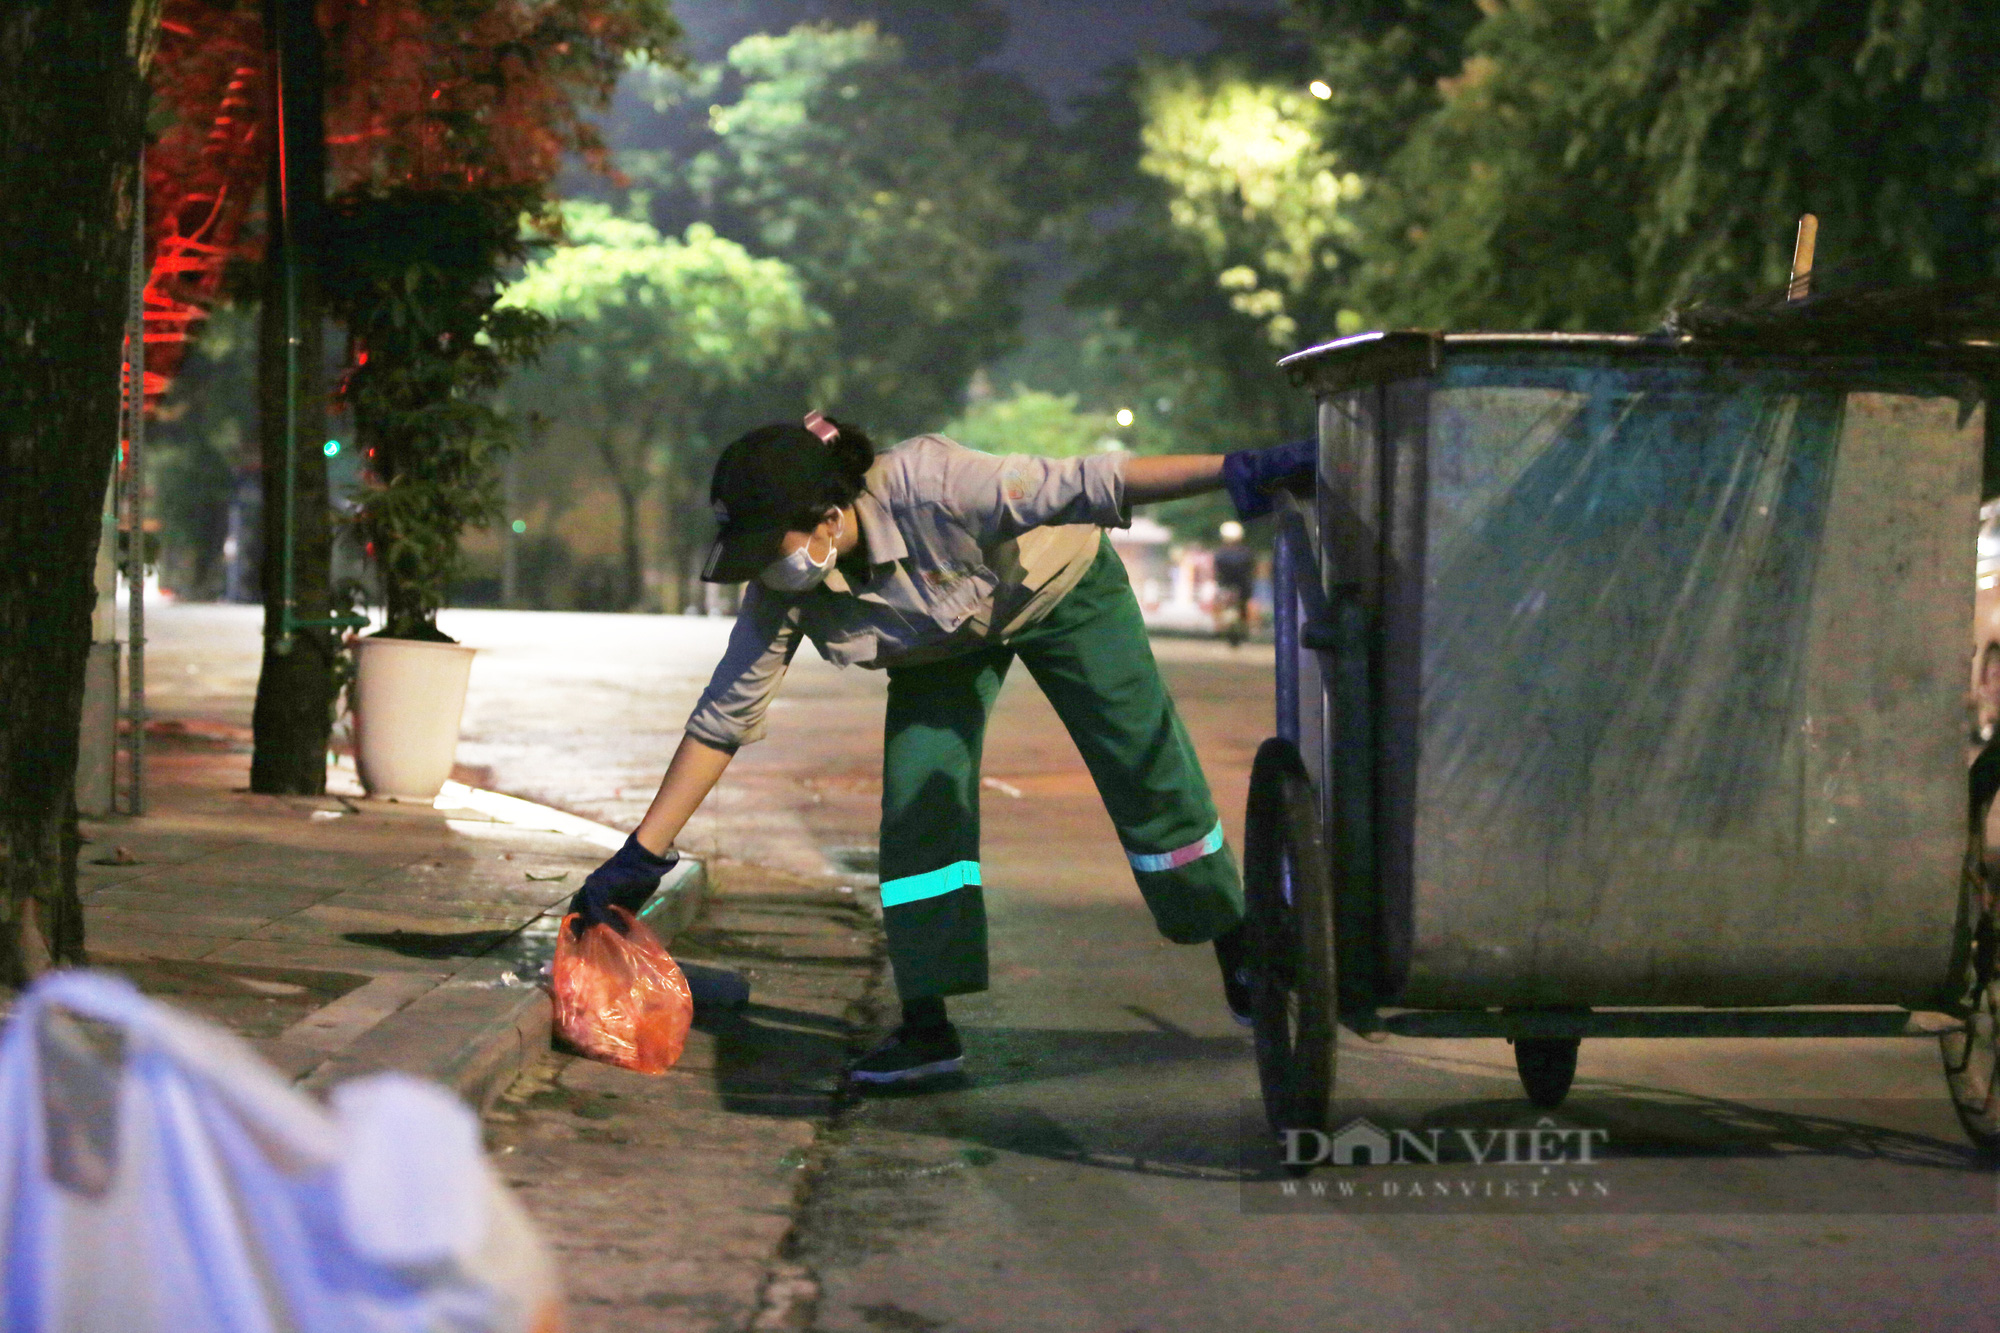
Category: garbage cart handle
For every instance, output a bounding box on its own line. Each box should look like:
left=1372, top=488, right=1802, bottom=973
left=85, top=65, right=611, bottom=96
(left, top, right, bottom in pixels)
left=1274, top=500, right=1332, bottom=640
left=1271, top=497, right=1377, bottom=1001
left=1272, top=499, right=1366, bottom=656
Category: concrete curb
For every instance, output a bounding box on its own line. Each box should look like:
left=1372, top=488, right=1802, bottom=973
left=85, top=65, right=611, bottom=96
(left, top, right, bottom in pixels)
left=299, top=804, right=710, bottom=1111
left=635, top=852, right=708, bottom=941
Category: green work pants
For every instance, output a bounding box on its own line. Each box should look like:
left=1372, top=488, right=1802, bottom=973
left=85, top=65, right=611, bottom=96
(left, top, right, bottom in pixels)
left=878, top=538, right=1245, bottom=1001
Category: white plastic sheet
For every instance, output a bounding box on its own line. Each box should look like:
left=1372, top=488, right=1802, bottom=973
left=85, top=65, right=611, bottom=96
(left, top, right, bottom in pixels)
left=0, top=970, right=561, bottom=1333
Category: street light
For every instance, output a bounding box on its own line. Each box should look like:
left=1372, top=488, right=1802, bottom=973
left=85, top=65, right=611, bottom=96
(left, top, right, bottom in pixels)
left=1115, top=408, right=1134, bottom=427
left=1309, top=80, right=1332, bottom=100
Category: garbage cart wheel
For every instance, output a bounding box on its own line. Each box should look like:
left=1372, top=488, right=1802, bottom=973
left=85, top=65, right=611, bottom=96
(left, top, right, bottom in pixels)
left=1244, top=737, right=1336, bottom=1147
left=1940, top=827, right=2000, bottom=1154
left=1514, top=1038, right=1580, bottom=1110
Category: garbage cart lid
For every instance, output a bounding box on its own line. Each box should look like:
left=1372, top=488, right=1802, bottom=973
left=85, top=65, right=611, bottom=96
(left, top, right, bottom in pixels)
left=1277, top=327, right=2000, bottom=396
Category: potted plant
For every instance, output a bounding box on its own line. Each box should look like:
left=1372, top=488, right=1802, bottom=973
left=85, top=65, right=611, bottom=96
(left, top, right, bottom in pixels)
left=325, top=186, right=553, bottom=799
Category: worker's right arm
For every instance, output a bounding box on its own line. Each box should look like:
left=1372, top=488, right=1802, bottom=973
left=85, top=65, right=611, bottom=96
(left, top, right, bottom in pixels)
left=633, top=732, right=736, bottom=854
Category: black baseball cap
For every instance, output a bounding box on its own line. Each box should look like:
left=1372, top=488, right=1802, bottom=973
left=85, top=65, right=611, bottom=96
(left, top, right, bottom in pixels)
left=700, top=423, right=841, bottom=582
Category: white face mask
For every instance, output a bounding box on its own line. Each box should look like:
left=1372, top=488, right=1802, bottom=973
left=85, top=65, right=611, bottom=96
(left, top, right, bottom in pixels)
left=760, top=512, right=842, bottom=592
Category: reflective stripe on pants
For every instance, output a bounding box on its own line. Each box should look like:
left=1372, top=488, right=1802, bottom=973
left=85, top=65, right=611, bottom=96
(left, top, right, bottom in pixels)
left=879, top=538, right=1244, bottom=1002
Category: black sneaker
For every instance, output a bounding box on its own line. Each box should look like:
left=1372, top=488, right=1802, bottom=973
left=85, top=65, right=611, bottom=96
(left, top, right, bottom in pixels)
left=847, top=1022, right=964, bottom=1086
left=1214, top=922, right=1254, bottom=1028
left=1223, top=966, right=1254, bottom=1028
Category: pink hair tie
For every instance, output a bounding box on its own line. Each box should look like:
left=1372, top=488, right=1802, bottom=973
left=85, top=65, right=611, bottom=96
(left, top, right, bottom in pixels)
left=802, top=410, right=840, bottom=444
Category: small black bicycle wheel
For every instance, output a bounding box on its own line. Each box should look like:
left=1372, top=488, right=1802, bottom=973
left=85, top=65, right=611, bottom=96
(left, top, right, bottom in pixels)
left=1514, top=1038, right=1580, bottom=1109
left=1243, top=737, right=1337, bottom=1144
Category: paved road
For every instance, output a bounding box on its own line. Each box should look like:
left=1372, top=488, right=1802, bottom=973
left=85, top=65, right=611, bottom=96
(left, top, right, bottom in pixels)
left=144, top=604, right=2000, bottom=1332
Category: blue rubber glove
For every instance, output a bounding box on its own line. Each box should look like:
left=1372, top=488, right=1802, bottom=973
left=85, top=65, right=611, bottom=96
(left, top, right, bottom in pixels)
left=1221, top=437, right=1317, bottom=521
left=568, top=834, right=679, bottom=937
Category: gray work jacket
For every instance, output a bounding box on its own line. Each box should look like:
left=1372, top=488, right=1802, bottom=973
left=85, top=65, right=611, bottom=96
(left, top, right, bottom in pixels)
left=684, top=435, right=1130, bottom=749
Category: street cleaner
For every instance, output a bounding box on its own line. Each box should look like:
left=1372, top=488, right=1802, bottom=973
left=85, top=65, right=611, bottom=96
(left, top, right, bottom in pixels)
left=567, top=410, right=1314, bottom=1086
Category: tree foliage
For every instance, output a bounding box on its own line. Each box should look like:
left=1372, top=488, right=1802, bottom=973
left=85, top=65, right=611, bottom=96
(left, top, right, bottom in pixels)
left=321, top=0, right=682, bottom=193
left=140, top=0, right=682, bottom=644
left=1136, top=63, right=1364, bottom=349
left=1061, top=0, right=2000, bottom=414
left=1289, top=0, right=1481, bottom=175
left=627, top=21, right=1048, bottom=437
left=1348, top=5, right=1645, bottom=329
left=144, top=0, right=268, bottom=406
left=312, top=0, right=679, bottom=637
left=942, top=386, right=1114, bottom=460
left=140, top=0, right=683, bottom=407
left=1054, top=16, right=1327, bottom=471
left=325, top=188, right=556, bottom=639
left=1340, top=0, right=2000, bottom=329
left=499, top=200, right=825, bottom=609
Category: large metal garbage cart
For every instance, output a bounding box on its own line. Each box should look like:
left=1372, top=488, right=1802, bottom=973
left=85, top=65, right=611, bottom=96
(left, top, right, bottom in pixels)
left=1245, top=329, right=2000, bottom=1154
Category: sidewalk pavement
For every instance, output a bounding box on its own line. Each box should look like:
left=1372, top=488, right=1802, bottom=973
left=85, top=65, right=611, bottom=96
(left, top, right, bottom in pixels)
left=63, top=722, right=887, bottom=1333
left=68, top=725, right=706, bottom=1111
left=482, top=855, right=882, bottom=1333
left=66, top=728, right=888, bottom=1328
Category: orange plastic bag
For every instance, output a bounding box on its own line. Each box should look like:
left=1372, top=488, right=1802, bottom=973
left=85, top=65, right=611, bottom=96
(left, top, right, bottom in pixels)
left=551, top=907, right=694, bottom=1074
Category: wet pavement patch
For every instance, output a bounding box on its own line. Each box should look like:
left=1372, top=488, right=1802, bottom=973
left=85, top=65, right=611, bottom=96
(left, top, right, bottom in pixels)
left=92, top=955, right=373, bottom=1039
left=855, top=1300, right=946, bottom=1332
left=342, top=927, right=523, bottom=959
left=826, top=846, right=880, bottom=885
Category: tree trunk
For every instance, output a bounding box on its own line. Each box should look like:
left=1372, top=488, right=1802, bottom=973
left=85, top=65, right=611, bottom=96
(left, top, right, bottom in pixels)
left=615, top=479, right=643, bottom=611
left=663, top=457, right=712, bottom=616
left=665, top=494, right=708, bottom=618
left=250, top=0, right=334, bottom=794
left=0, top=0, right=154, bottom=984
left=596, top=432, right=647, bottom=612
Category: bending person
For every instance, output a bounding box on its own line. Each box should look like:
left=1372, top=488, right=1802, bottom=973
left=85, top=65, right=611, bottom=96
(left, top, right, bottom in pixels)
left=567, top=410, right=1313, bottom=1086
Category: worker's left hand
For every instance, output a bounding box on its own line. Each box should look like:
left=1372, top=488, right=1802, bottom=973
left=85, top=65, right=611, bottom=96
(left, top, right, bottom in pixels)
left=567, top=834, right=679, bottom=937
left=1221, top=437, right=1316, bottom=521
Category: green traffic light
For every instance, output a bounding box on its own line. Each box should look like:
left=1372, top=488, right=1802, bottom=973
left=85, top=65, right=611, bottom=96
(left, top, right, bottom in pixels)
left=511, top=519, right=527, bottom=534
left=323, top=439, right=341, bottom=457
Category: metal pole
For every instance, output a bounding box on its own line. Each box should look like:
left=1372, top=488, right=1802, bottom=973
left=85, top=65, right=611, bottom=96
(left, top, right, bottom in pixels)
left=1273, top=518, right=1302, bottom=908
left=501, top=450, right=518, bottom=607
left=274, top=18, right=300, bottom=657
left=269, top=7, right=362, bottom=648
left=276, top=236, right=300, bottom=654
left=124, top=152, right=147, bottom=815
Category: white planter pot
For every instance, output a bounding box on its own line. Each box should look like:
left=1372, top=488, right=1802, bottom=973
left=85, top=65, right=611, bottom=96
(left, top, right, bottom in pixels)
left=351, top=636, right=477, bottom=801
